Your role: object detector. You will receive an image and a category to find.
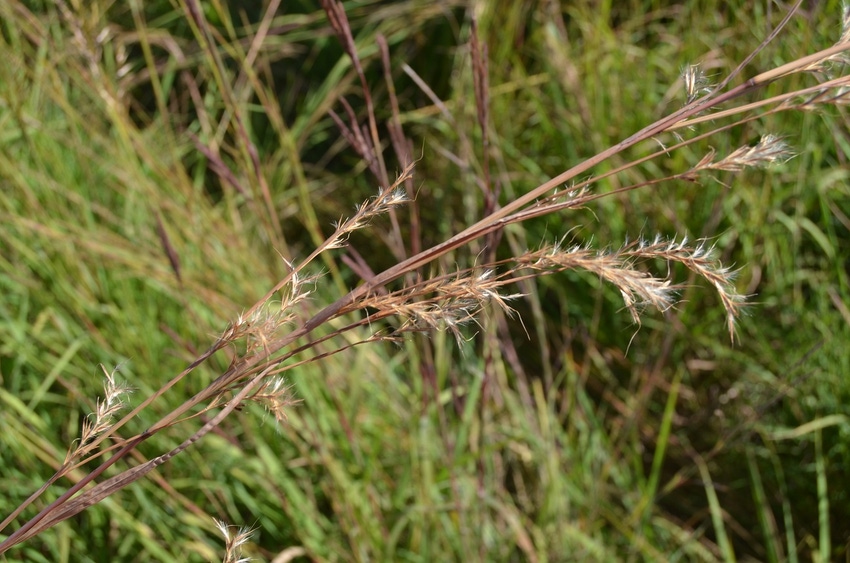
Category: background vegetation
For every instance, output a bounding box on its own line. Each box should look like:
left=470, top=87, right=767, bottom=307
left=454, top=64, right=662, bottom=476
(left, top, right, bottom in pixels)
left=1, top=0, right=849, bottom=561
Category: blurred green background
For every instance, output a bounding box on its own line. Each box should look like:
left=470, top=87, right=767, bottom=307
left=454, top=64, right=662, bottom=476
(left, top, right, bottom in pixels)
left=1, top=0, right=849, bottom=561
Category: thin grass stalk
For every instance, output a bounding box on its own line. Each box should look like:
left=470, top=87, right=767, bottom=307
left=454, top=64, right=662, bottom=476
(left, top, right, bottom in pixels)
left=2, top=0, right=850, bottom=554
left=3, top=363, right=275, bottom=549
left=299, top=50, right=850, bottom=340
left=746, top=448, right=783, bottom=563
left=814, top=430, right=830, bottom=563
left=695, top=455, right=736, bottom=561
left=182, top=0, right=285, bottom=248
left=634, top=369, right=682, bottom=530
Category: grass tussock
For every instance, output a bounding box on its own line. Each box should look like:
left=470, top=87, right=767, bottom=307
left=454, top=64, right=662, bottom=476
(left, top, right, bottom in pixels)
left=1, top=0, right=850, bottom=561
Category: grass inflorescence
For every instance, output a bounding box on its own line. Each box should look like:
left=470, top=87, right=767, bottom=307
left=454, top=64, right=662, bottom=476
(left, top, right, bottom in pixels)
left=1, top=0, right=850, bottom=561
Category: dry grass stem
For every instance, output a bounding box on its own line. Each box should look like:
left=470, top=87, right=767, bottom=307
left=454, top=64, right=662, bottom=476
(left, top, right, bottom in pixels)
left=2, top=1, right=850, bottom=556
left=801, top=3, right=850, bottom=72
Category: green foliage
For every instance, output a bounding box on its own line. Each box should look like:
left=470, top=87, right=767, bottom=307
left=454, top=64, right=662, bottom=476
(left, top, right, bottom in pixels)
left=1, top=0, right=849, bottom=561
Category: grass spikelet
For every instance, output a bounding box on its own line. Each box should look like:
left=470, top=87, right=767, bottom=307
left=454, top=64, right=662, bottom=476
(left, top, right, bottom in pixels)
left=624, top=237, right=747, bottom=340
left=705, top=134, right=795, bottom=171
left=682, top=64, right=712, bottom=104
left=2, top=1, right=849, bottom=559
left=245, top=377, right=300, bottom=424
left=69, top=365, right=134, bottom=462
left=517, top=241, right=678, bottom=324
left=214, top=518, right=255, bottom=563
left=327, top=164, right=413, bottom=250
